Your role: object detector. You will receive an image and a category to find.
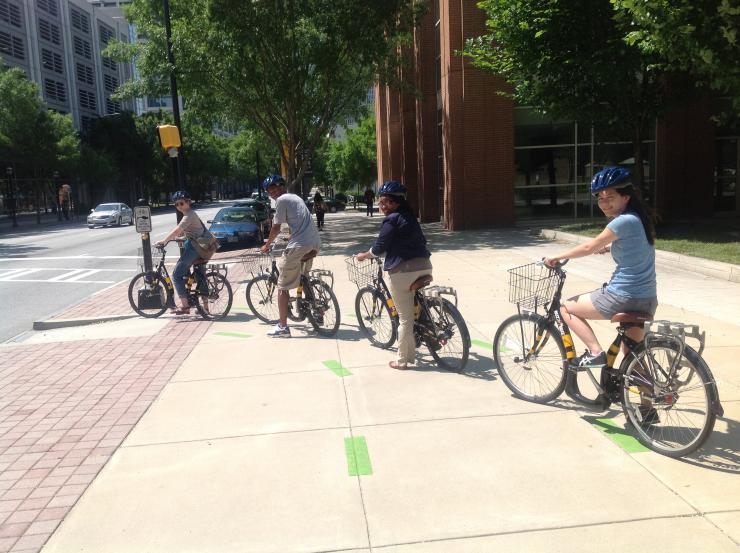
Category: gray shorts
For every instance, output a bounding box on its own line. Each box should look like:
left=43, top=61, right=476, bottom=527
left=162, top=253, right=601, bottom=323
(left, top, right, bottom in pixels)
left=589, top=287, right=658, bottom=319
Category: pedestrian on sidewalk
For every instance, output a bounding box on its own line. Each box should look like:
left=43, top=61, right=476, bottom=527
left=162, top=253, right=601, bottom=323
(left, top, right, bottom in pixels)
left=356, top=180, right=432, bottom=370
left=364, top=185, right=375, bottom=216
left=260, top=174, right=322, bottom=338
left=544, top=166, right=658, bottom=368
left=313, top=191, right=326, bottom=231
left=155, top=190, right=209, bottom=315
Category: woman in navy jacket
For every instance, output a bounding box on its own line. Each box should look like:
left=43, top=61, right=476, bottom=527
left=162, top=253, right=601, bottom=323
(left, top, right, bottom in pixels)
left=356, top=181, right=432, bottom=369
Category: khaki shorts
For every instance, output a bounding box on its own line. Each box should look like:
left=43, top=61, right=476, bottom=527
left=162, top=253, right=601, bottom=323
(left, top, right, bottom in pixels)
left=277, top=246, right=319, bottom=290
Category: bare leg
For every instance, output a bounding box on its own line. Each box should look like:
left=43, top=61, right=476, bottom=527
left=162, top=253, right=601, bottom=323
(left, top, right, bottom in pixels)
left=560, top=295, right=607, bottom=354
left=278, top=289, right=289, bottom=327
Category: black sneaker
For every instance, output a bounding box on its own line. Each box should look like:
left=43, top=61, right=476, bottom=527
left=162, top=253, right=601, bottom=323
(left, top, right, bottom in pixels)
left=574, top=350, right=607, bottom=368
left=637, top=405, right=660, bottom=426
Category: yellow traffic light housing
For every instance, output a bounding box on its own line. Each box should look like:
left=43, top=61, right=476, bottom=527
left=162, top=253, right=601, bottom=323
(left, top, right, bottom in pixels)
left=157, top=125, right=182, bottom=157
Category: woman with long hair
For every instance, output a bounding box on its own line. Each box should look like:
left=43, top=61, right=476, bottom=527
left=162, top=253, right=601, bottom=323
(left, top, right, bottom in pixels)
left=544, top=166, right=658, bottom=368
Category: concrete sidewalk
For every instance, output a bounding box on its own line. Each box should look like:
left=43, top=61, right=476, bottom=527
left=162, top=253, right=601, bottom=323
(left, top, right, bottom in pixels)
left=1, top=211, right=739, bottom=552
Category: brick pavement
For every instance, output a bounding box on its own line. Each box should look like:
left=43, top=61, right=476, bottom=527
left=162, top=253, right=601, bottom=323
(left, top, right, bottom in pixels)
left=0, top=255, right=250, bottom=553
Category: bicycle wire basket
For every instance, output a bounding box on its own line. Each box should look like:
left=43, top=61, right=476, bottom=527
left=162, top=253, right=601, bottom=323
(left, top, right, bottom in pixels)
left=507, top=262, right=560, bottom=311
left=345, top=256, right=379, bottom=289
left=240, top=250, right=270, bottom=279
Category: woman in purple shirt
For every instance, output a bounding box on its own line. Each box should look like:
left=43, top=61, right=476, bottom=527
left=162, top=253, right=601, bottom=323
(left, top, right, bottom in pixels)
left=356, top=181, right=432, bottom=369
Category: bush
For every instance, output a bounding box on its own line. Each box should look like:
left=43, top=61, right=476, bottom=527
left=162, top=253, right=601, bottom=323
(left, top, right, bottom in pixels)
left=335, top=192, right=348, bottom=203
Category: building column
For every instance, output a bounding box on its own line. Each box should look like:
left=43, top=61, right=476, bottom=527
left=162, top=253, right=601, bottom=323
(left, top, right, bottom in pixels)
left=439, top=0, right=514, bottom=230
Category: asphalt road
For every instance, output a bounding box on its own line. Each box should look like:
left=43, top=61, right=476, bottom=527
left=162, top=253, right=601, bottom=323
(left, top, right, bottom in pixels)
left=0, top=204, right=224, bottom=342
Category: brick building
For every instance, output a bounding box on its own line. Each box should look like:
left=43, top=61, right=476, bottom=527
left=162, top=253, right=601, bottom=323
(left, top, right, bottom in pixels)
left=375, top=0, right=739, bottom=230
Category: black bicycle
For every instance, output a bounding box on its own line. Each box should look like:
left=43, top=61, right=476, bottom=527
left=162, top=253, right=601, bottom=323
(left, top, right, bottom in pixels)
left=128, top=240, right=233, bottom=320
left=242, top=248, right=341, bottom=336
left=492, top=260, right=724, bottom=457
left=345, top=256, right=470, bottom=372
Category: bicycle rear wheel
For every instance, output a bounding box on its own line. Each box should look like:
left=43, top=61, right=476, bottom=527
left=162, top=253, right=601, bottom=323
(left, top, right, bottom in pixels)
left=424, top=298, right=470, bottom=372
left=621, top=338, right=718, bottom=457
left=493, top=313, right=567, bottom=403
left=246, top=274, right=279, bottom=323
left=306, top=279, right=341, bottom=336
left=128, top=272, right=171, bottom=318
left=355, top=286, right=397, bottom=348
left=195, top=272, right=233, bottom=320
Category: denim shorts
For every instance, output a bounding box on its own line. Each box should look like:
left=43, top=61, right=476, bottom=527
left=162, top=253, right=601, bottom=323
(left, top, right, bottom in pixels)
left=589, top=287, right=658, bottom=319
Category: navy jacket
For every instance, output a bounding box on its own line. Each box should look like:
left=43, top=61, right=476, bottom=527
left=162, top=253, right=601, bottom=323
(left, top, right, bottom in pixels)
left=371, top=208, right=431, bottom=271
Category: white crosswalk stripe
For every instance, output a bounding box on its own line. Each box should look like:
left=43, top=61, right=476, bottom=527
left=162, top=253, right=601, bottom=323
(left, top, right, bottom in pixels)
left=0, top=268, right=135, bottom=284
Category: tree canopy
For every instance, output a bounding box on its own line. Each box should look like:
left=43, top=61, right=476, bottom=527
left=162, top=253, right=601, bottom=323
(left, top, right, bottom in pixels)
left=317, top=111, right=377, bottom=193
left=613, top=0, right=740, bottom=117
left=113, top=0, right=421, bottom=192
left=464, top=0, right=688, bottom=187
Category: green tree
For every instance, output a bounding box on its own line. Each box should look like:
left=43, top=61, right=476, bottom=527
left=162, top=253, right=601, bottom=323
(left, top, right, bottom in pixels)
left=320, top=111, right=377, bottom=193
left=113, top=0, right=421, bottom=193
left=464, top=0, right=685, bottom=188
left=614, top=0, right=740, bottom=117
left=228, top=128, right=280, bottom=187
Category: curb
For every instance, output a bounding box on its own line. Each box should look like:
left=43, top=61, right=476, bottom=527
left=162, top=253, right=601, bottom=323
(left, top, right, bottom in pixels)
left=540, top=229, right=740, bottom=284
left=32, top=314, right=138, bottom=331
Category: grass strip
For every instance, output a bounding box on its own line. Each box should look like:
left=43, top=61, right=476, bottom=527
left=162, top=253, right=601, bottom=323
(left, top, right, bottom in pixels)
left=345, top=436, right=373, bottom=476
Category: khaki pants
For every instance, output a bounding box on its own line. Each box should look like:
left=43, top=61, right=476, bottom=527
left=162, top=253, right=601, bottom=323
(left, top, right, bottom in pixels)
left=277, top=246, right=318, bottom=290
left=388, top=269, right=433, bottom=364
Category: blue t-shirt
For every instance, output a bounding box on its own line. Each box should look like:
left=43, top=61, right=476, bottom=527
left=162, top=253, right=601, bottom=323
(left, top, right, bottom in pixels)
left=606, top=212, right=656, bottom=299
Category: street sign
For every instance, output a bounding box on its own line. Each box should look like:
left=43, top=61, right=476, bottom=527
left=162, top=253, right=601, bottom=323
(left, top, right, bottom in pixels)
left=134, top=205, right=152, bottom=233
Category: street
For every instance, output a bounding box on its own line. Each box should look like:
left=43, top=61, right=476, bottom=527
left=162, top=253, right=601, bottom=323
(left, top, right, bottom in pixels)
left=0, top=204, right=223, bottom=342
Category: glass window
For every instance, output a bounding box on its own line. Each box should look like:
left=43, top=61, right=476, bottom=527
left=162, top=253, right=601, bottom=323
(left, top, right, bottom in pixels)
left=514, top=108, right=575, bottom=147
left=714, top=138, right=737, bottom=211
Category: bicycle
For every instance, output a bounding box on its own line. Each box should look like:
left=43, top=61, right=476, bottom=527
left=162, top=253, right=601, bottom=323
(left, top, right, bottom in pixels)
left=492, top=260, right=724, bottom=457
left=128, top=240, right=233, bottom=321
left=243, top=248, right=341, bottom=336
left=345, top=256, right=470, bottom=372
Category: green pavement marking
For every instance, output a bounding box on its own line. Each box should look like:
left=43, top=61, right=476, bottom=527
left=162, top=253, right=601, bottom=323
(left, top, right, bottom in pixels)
left=213, top=331, right=253, bottom=339
left=471, top=339, right=493, bottom=350
left=323, top=360, right=352, bottom=377
left=345, top=436, right=373, bottom=476
left=591, top=418, right=650, bottom=453
left=231, top=307, right=252, bottom=312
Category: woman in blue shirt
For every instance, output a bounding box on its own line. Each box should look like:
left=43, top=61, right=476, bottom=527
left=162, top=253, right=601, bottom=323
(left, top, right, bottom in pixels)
left=356, top=181, right=432, bottom=369
left=544, top=167, right=657, bottom=368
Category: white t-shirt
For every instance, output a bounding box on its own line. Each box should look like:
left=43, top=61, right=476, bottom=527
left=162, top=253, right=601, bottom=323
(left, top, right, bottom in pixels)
left=273, top=193, right=321, bottom=249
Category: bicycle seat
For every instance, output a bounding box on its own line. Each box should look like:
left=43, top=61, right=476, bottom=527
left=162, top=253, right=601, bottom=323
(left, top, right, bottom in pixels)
left=301, top=250, right=318, bottom=262
left=610, top=312, right=653, bottom=324
left=193, top=258, right=208, bottom=266
left=409, top=274, right=433, bottom=291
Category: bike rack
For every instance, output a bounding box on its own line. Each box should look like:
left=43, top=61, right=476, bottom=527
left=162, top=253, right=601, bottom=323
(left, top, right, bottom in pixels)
left=310, top=269, right=334, bottom=290
left=423, top=285, right=458, bottom=306
left=645, top=320, right=705, bottom=356
left=207, top=263, right=229, bottom=277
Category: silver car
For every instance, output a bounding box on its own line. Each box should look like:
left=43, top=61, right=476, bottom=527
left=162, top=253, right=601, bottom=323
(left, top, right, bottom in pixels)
left=87, top=203, right=134, bottom=228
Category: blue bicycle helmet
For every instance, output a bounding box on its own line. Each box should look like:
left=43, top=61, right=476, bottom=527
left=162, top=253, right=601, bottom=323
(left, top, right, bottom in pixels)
left=171, top=190, right=191, bottom=202
left=591, top=167, right=632, bottom=195
left=378, top=180, right=407, bottom=198
left=262, top=174, right=286, bottom=190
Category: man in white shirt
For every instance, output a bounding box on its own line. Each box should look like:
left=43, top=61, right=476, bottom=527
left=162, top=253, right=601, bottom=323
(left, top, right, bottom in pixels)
left=260, top=174, right=321, bottom=337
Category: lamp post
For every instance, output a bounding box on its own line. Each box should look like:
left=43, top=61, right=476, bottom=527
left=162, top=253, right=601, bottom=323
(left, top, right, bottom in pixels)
left=6, top=167, right=17, bottom=228
left=162, top=0, right=185, bottom=193
left=53, top=171, right=61, bottom=221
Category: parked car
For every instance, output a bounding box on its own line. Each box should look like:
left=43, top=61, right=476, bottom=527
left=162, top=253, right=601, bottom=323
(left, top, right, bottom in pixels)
left=87, top=203, right=133, bottom=228
left=232, top=198, right=272, bottom=234
left=207, top=207, right=264, bottom=247
left=306, top=198, right=346, bottom=213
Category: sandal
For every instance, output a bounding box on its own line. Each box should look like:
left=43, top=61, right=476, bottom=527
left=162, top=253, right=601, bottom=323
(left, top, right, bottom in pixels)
left=389, top=361, right=409, bottom=370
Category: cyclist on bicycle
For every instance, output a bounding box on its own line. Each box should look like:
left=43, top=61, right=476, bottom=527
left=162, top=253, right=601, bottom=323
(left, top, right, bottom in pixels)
left=544, top=166, right=657, bottom=367
left=260, top=174, right=321, bottom=337
left=155, top=190, right=209, bottom=315
left=356, top=180, right=432, bottom=370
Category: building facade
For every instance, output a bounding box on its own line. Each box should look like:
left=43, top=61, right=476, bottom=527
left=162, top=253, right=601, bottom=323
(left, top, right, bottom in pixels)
left=375, top=0, right=738, bottom=229
left=1, top=0, right=134, bottom=132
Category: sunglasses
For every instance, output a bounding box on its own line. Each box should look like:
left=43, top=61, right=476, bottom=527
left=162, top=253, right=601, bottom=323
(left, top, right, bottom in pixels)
left=175, top=200, right=188, bottom=206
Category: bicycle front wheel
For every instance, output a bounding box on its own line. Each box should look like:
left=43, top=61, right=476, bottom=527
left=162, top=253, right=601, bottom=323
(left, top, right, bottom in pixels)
left=246, top=274, right=279, bottom=323
left=355, top=286, right=397, bottom=348
left=425, top=298, right=470, bottom=372
left=128, top=271, right=171, bottom=318
left=195, top=272, right=233, bottom=321
left=306, top=279, right=341, bottom=336
left=621, top=338, right=718, bottom=457
left=493, top=313, right=567, bottom=403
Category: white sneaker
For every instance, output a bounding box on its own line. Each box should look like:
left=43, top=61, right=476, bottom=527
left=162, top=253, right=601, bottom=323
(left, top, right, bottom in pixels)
left=267, top=324, right=291, bottom=338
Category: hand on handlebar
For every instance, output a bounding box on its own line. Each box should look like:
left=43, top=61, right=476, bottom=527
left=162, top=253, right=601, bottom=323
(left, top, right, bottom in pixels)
left=542, top=257, right=568, bottom=268
left=355, top=251, right=373, bottom=262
